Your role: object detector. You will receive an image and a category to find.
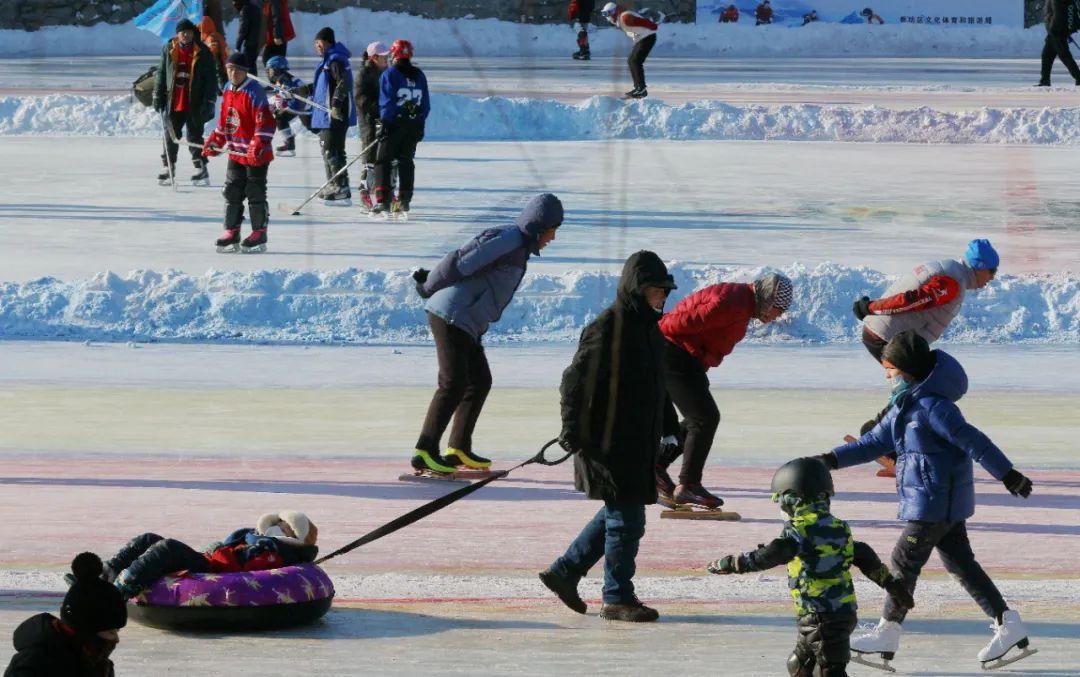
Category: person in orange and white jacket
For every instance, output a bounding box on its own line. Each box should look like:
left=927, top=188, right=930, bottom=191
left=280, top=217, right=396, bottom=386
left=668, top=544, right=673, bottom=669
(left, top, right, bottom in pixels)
left=600, top=3, right=658, bottom=98
left=204, top=53, right=275, bottom=253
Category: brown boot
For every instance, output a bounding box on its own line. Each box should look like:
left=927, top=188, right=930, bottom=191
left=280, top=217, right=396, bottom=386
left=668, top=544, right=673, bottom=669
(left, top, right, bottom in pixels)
left=599, top=598, right=658, bottom=622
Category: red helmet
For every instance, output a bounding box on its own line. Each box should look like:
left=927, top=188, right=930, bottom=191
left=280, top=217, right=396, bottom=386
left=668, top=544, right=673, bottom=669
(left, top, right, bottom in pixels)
left=390, top=39, right=414, bottom=61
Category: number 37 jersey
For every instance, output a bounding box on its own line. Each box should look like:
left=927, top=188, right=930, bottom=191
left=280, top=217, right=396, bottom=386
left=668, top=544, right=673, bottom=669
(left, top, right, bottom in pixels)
left=378, top=63, right=431, bottom=126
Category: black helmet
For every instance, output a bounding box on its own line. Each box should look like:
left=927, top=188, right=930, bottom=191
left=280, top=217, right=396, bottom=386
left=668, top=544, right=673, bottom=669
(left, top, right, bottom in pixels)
left=771, top=457, right=834, bottom=502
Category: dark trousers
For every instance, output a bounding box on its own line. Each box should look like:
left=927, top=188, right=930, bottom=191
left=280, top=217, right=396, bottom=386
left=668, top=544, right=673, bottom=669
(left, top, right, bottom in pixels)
left=790, top=612, right=858, bottom=677
left=1041, top=31, right=1080, bottom=83
left=661, top=341, right=719, bottom=485
left=223, top=159, right=269, bottom=231
left=576, top=23, right=590, bottom=52
left=241, top=47, right=259, bottom=75
left=415, top=313, right=492, bottom=454
left=550, top=502, right=646, bottom=604
left=375, top=123, right=420, bottom=206
left=161, top=110, right=204, bottom=166
left=628, top=33, right=656, bottom=90
left=108, top=533, right=209, bottom=592
left=318, top=120, right=349, bottom=189
left=883, top=520, right=1007, bottom=624
left=261, top=39, right=287, bottom=65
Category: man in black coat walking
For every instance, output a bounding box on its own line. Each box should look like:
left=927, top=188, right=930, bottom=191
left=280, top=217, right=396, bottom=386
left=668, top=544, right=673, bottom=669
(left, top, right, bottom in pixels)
left=540, top=250, right=677, bottom=623
left=1039, top=0, right=1080, bottom=86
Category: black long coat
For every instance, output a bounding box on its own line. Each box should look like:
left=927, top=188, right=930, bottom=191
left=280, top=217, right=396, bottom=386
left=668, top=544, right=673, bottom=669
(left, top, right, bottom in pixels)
left=560, top=251, right=675, bottom=505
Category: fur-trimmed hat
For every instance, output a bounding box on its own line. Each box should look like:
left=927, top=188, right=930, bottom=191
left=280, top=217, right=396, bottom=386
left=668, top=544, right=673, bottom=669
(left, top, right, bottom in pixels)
left=257, top=511, right=318, bottom=546
left=61, top=552, right=127, bottom=634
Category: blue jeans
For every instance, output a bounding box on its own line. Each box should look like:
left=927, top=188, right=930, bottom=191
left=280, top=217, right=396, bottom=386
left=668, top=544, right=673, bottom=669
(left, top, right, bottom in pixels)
left=549, top=502, right=646, bottom=604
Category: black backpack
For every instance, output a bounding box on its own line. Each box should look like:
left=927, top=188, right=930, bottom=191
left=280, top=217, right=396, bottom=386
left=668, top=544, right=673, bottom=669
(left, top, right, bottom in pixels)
left=132, top=66, right=158, bottom=108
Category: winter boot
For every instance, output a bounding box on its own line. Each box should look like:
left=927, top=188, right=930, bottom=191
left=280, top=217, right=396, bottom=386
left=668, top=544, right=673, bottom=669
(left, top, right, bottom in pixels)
left=322, top=185, right=352, bottom=206
left=157, top=167, right=173, bottom=185
left=190, top=159, right=209, bottom=186
left=241, top=228, right=268, bottom=253
left=368, top=201, right=392, bottom=219
left=572, top=49, right=591, bottom=60
left=978, top=610, right=1035, bottom=668
left=411, top=449, right=458, bottom=475
left=275, top=134, right=296, bottom=157
left=600, top=598, right=659, bottom=623
left=445, top=447, right=491, bottom=469
left=656, top=465, right=677, bottom=507
left=851, top=618, right=902, bottom=662
left=215, top=228, right=241, bottom=253
left=673, top=482, right=723, bottom=510
left=1036, top=79, right=1051, bottom=87
left=538, top=569, right=586, bottom=614
left=627, top=87, right=648, bottom=99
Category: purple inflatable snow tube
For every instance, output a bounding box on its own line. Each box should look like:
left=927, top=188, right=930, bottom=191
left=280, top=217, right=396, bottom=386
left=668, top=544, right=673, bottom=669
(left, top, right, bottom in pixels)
left=129, top=564, right=335, bottom=631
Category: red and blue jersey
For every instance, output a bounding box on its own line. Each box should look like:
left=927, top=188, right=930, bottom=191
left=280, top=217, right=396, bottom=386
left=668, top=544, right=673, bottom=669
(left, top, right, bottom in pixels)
left=214, top=76, right=274, bottom=166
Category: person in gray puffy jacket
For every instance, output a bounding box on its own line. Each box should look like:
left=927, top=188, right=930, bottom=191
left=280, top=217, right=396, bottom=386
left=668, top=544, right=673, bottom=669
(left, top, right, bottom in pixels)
left=408, top=193, right=564, bottom=474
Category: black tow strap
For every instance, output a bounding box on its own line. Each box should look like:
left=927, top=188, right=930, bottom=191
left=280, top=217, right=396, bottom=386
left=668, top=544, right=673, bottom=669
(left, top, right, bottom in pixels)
left=314, top=439, right=570, bottom=565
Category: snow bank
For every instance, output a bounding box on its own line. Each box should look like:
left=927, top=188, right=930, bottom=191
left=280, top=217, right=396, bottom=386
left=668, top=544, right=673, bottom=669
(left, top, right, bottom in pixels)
left=4, top=92, right=1080, bottom=145
left=0, top=8, right=1047, bottom=59
left=1, top=264, right=1076, bottom=345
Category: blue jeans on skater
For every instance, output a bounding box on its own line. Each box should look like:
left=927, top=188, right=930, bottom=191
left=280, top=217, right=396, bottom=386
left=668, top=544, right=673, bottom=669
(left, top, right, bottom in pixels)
left=549, top=502, right=646, bottom=604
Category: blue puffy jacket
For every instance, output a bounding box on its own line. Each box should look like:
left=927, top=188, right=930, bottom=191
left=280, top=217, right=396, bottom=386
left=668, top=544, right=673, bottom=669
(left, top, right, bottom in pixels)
left=421, top=194, right=563, bottom=341
left=831, top=350, right=1014, bottom=522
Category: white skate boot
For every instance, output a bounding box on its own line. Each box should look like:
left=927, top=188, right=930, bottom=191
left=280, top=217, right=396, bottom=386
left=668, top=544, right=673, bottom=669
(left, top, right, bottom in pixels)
left=978, top=610, right=1037, bottom=670
left=850, top=618, right=902, bottom=672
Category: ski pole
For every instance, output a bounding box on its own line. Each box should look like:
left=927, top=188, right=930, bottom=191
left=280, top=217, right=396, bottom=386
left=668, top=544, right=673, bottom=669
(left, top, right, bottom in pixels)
left=287, top=137, right=379, bottom=215
left=247, top=73, right=332, bottom=114
left=160, top=111, right=177, bottom=189
left=313, top=439, right=570, bottom=565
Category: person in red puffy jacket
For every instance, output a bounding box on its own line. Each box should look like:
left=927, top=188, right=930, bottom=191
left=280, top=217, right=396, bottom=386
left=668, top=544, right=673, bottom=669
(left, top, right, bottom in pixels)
left=655, top=273, right=793, bottom=509
left=719, top=4, right=739, bottom=23
left=755, top=0, right=773, bottom=24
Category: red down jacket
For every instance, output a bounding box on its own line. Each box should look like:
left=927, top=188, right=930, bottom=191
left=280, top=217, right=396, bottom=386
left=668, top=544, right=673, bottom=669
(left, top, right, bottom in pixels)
left=658, top=283, right=756, bottom=369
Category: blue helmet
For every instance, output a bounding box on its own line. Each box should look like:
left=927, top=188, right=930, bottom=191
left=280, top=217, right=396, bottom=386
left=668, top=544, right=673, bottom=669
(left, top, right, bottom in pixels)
left=266, top=55, right=290, bottom=72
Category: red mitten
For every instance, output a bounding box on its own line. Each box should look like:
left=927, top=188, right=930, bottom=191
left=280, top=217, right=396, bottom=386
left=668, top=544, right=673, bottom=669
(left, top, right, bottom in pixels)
left=203, top=130, right=226, bottom=158
left=247, top=136, right=270, bottom=164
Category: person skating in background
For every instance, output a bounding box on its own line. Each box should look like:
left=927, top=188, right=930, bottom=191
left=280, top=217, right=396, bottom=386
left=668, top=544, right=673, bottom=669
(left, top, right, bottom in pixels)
left=409, top=194, right=563, bottom=476
left=600, top=3, right=658, bottom=99
left=311, top=27, right=356, bottom=205
left=1038, top=0, right=1080, bottom=86
left=719, top=4, right=739, bottom=23
left=261, top=0, right=295, bottom=66
left=265, top=55, right=311, bottom=157
left=355, top=41, right=391, bottom=210
left=852, top=239, right=999, bottom=477
left=371, top=39, right=429, bottom=218
left=231, top=0, right=262, bottom=73
left=106, top=512, right=318, bottom=598
left=4, top=553, right=127, bottom=677
left=204, top=53, right=274, bottom=253
left=707, top=458, right=914, bottom=677
left=816, top=331, right=1036, bottom=671
left=540, top=251, right=677, bottom=623
left=861, top=7, right=884, bottom=24
left=655, top=273, right=793, bottom=510
left=802, top=9, right=820, bottom=25
left=153, top=18, right=218, bottom=186
left=569, top=0, right=596, bottom=60
left=198, top=11, right=229, bottom=90
left=755, top=0, right=773, bottom=25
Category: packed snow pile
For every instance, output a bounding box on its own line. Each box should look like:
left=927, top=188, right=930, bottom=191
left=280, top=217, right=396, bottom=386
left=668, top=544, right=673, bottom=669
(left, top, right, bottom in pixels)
left=1, top=264, right=1076, bottom=345
left=4, top=92, right=1080, bottom=145
left=0, top=8, right=1047, bottom=59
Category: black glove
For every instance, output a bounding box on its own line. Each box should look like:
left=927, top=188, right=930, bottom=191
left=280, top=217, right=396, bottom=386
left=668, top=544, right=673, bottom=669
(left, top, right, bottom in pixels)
left=811, top=453, right=839, bottom=470
left=412, top=268, right=431, bottom=299
left=853, top=296, right=872, bottom=321
left=1002, top=469, right=1033, bottom=498
left=884, top=576, right=915, bottom=611
left=707, top=556, right=737, bottom=575
left=557, top=432, right=578, bottom=455
left=375, top=120, right=389, bottom=140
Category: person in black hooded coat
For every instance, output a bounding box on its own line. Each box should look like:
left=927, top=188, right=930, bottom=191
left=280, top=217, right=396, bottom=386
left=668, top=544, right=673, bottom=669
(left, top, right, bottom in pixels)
left=540, top=250, right=677, bottom=623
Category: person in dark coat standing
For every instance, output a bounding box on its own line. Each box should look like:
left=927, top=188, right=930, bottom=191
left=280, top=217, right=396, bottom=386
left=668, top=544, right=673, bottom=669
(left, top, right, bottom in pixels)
left=5, top=553, right=126, bottom=677
left=231, top=0, right=262, bottom=74
left=1039, top=0, right=1080, bottom=86
left=311, top=27, right=356, bottom=204
left=355, top=41, right=390, bottom=210
left=540, top=250, right=677, bottom=623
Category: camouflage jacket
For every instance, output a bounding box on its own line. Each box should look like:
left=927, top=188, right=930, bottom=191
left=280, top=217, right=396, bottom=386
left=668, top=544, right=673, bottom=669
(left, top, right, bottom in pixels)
left=730, top=501, right=893, bottom=616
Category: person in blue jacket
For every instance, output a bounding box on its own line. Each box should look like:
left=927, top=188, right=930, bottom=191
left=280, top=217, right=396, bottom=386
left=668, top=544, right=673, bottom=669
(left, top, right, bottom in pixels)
left=815, top=330, right=1035, bottom=669
left=408, top=193, right=564, bottom=475
left=311, top=27, right=356, bottom=204
left=370, top=38, right=430, bottom=217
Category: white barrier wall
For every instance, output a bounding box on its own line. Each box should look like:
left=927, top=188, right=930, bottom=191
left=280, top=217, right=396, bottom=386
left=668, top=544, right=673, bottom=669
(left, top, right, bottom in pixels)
left=700, top=0, right=1025, bottom=27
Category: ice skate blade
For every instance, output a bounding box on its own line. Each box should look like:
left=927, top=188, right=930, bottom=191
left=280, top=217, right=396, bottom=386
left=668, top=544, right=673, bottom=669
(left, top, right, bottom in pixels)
left=452, top=468, right=502, bottom=481
left=368, top=210, right=391, bottom=220
left=398, top=471, right=470, bottom=486
left=158, top=179, right=173, bottom=186
left=216, top=244, right=240, bottom=253
left=981, top=647, right=1037, bottom=670
left=241, top=244, right=267, bottom=254
left=660, top=507, right=740, bottom=521
left=276, top=150, right=296, bottom=157
left=191, top=178, right=210, bottom=187
left=851, top=654, right=896, bottom=673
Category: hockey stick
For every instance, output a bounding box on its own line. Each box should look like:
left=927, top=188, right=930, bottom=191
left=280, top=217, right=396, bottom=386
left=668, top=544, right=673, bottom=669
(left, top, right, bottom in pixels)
left=165, top=122, right=247, bottom=158
left=247, top=73, right=331, bottom=114
left=314, top=439, right=570, bottom=565
left=160, top=111, right=177, bottom=189
left=286, top=137, right=379, bottom=215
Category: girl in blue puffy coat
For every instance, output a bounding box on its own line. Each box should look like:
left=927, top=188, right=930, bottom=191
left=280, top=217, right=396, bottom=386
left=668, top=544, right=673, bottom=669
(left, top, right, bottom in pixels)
left=818, top=330, right=1036, bottom=668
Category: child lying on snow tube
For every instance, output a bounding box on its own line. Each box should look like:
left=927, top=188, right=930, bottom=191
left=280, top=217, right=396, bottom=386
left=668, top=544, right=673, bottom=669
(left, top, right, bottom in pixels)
left=87, top=511, right=332, bottom=630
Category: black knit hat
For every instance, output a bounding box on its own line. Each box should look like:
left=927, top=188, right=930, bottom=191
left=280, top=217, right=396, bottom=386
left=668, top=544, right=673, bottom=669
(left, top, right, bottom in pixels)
left=315, top=27, right=336, bottom=43
left=226, top=52, right=250, bottom=69
left=882, top=330, right=936, bottom=382
left=60, top=553, right=127, bottom=635
left=175, top=18, right=196, bottom=34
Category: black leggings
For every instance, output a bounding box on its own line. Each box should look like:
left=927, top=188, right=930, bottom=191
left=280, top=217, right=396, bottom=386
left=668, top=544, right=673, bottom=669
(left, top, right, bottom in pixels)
left=162, top=110, right=204, bottom=166
left=628, top=33, right=656, bottom=90
left=223, top=159, right=269, bottom=231
left=661, top=341, right=719, bottom=485
left=883, top=520, right=1007, bottom=623
left=375, top=123, right=420, bottom=205
left=415, top=313, right=492, bottom=454
left=789, top=612, right=858, bottom=677
left=1041, top=31, right=1080, bottom=83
